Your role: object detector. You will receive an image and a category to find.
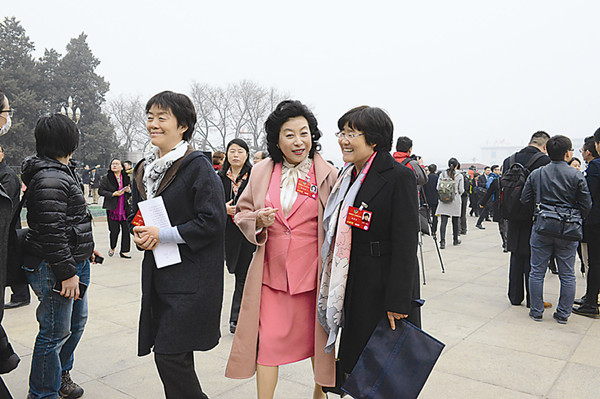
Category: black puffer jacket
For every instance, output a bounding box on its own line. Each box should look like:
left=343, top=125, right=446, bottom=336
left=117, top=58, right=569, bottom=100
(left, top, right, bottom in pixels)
left=21, top=156, right=94, bottom=281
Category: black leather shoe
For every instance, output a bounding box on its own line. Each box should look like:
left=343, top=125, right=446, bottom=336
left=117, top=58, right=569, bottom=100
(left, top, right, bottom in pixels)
left=4, top=301, right=29, bottom=309
left=475, top=224, right=485, bottom=230
left=229, top=322, right=237, bottom=334
left=440, top=241, right=445, bottom=249
left=572, top=305, right=600, bottom=318
left=119, top=253, right=132, bottom=259
left=453, top=239, right=461, bottom=246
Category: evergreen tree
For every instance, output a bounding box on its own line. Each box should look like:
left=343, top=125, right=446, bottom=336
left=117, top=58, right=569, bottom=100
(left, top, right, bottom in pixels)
left=0, top=17, right=42, bottom=165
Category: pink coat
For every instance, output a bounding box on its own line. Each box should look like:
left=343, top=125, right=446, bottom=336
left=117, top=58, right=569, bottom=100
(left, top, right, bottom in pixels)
left=225, top=153, right=337, bottom=387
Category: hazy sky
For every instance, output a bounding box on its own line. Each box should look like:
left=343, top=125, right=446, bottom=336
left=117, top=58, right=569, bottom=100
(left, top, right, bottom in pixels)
left=5, top=1, right=600, bottom=165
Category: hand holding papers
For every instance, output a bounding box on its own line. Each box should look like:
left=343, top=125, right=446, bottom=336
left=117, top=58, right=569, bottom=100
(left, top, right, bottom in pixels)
left=137, top=197, right=181, bottom=268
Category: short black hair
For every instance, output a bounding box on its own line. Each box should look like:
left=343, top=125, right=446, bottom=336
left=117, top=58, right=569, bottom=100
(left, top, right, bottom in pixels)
left=428, top=164, right=437, bottom=174
left=568, top=157, right=581, bottom=166
left=491, top=164, right=500, bottom=173
left=395, top=136, right=413, bottom=152
left=583, top=136, right=599, bottom=158
left=219, top=138, right=252, bottom=180
left=594, top=127, right=600, bottom=144
left=0, top=89, right=6, bottom=110
left=529, top=131, right=551, bottom=146
left=146, top=91, right=197, bottom=141
left=484, top=166, right=491, bottom=171
left=338, top=106, right=393, bottom=152
left=546, top=135, right=572, bottom=161
left=108, top=158, right=125, bottom=174
left=265, top=100, right=321, bottom=163
left=35, top=114, right=80, bottom=159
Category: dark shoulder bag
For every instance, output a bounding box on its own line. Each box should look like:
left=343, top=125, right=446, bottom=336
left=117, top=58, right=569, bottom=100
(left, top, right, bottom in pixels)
left=533, top=170, right=583, bottom=241
left=6, top=191, right=29, bottom=286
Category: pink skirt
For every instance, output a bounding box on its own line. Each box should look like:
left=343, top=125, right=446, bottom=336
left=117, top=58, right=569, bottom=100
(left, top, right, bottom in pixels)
left=257, top=285, right=316, bottom=366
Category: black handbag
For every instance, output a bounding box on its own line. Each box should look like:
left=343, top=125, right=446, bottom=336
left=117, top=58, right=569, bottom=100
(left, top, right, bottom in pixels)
left=6, top=191, right=29, bottom=286
left=341, top=318, right=445, bottom=399
left=533, top=171, right=583, bottom=242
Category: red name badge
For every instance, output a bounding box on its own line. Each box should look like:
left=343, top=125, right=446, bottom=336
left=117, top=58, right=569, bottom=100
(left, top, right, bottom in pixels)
left=346, top=206, right=373, bottom=231
left=296, top=178, right=318, bottom=199
left=131, top=210, right=145, bottom=226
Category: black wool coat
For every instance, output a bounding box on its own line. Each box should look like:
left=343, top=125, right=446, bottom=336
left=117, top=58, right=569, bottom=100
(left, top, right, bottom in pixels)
left=502, top=146, right=550, bottom=255
left=98, top=171, right=131, bottom=212
left=130, top=146, right=227, bottom=355
left=339, top=151, right=422, bottom=374
left=218, top=166, right=256, bottom=274
left=0, top=186, right=11, bottom=322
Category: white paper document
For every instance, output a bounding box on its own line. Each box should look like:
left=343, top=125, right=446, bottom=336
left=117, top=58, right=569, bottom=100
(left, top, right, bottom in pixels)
left=137, top=197, right=181, bottom=268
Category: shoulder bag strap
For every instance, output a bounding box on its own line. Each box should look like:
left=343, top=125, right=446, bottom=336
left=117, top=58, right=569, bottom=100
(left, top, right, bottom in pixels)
left=524, top=152, right=545, bottom=171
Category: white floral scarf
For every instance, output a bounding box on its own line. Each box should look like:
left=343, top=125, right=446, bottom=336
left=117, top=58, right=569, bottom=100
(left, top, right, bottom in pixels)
left=143, top=140, right=188, bottom=199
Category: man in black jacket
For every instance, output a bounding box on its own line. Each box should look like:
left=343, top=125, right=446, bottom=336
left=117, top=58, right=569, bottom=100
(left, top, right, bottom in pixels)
left=573, top=129, right=600, bottom=317
left=521, top=135, right=591, bottom=323
left=503, top=131, right=551, bottom=307
left=0, top=144, right=31, bottom=309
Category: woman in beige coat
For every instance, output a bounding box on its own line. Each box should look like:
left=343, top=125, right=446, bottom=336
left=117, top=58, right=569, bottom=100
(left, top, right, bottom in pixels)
left=225, top=101, right=336, bottom=398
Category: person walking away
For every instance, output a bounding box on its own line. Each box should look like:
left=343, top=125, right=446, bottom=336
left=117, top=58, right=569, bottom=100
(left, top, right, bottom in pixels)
left=423, top=164, right=439, bottom=235
left=521, top=135, right=591, bottom=323
left=21, top=114, right=101, bottom=399
left=99, top=158, right=132, bottom=259
left=477, top=165, right=509, bottom=251
left=436, top=158, right=464, bottom=249
left=89, top=165, right=101, bottom=204
left=475, top=167, right=490, bottom=217
left=502, top=131, right=551, bottom=307
left=459, top=171, right=470, bottom=234
left=218, top=138, right=255, bottom=334
left=573, top=130, right=600, bottom=317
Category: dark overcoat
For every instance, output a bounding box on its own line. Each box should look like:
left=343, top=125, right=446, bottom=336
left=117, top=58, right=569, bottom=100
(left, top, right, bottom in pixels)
left=98, top=171, right=131, bottom=212
left=130, top=146, right=227, bottom=355
left=0, top=186, right=11, bottom=322
left=218, top=167, right=256, bottom=274
left=502, top=146, right=550, bottom=255
left=338, top=151, right=421, bottom=374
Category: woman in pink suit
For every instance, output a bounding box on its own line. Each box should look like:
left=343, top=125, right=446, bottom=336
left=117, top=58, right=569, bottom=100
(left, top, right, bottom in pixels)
left=226, top=100, right=337, bottom=399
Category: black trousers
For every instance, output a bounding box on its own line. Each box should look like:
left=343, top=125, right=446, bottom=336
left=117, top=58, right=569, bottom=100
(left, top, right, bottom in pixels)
left=498, top=219, right=508, bottom=248
left=584, top=224, right=600, bottom=307
left=460, top=195, right=468, bottom=233
left=107, top=212, right=131, bottom=253
left=508, top=252, right=530, bottom=306
left=476, top=204, right=491, bottom=226
left=439, top=215, right=459, bottom=243
left=154, top=352, right=208, bottom=399
left=229, top=263, right=250, bottom=324
left=9, top=284, right=30, bottom=303
left=429, top=203, right=438, bottom=235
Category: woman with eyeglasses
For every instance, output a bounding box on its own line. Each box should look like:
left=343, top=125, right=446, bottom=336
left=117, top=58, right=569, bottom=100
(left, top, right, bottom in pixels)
left=226, top=100, right=337, bottom=399
left=318, top=106, right=421, bottom=384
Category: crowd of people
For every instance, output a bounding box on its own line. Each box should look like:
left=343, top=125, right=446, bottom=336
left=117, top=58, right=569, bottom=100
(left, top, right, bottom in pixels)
left=0, top=86, right=598, bottom=399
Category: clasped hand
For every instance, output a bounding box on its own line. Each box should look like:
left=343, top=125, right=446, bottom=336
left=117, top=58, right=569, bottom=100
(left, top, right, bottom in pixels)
left=387, top=311, right=408, bottom=330
left=256, top=207, right=279, bottom=229
left=133, top=225, right=160, bottom=250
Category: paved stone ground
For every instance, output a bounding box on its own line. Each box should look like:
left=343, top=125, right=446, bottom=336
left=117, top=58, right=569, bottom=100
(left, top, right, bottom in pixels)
left=3, top=216, right=600, bottom=398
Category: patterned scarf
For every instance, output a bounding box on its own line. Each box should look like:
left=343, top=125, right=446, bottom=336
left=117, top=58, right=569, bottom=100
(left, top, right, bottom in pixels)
left=280, top=156, right=312, bottom=216
left=143, top=140, right=188, bottom=199
left=317, top=152, right=377, bottom=353
left=226, top=168, right=248, bottom=198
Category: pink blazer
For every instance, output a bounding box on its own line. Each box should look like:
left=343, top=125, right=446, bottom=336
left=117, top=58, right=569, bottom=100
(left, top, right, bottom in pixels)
left=225, top=153, right=337, bottom=387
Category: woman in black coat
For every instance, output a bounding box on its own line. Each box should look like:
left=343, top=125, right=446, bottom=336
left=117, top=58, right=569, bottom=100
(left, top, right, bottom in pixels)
left=99, top=158, right=132, bottom=258
left=218, top=138, right=255, bottom=334
left=318, top=106, right=421, bottom=377
left=129, top=91, right=226, bottom=399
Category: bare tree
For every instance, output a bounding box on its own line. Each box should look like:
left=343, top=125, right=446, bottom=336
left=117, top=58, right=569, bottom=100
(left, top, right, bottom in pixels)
left=189, top=80, right=288, bottom=153
left=106, top=95, right=148, bottom=152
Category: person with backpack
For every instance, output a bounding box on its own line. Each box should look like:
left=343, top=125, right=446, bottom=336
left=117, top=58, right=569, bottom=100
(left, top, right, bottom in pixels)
left=392, top=136, right=428, bottom=186
left=501, top=131, right=550, bottom=307
left=436, top=158, right=464, bottom=249
left=477, top=165, right=508, bottom=251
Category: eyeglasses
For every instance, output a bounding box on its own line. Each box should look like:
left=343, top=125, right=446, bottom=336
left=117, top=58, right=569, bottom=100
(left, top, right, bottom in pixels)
left=0, top=109, right=14, bottom=117
left=335, top=131, right=364, bottom=140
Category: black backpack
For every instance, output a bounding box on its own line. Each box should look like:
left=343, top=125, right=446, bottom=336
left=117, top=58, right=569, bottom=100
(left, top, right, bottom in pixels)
left=499, top=152, right=545, bottom=221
